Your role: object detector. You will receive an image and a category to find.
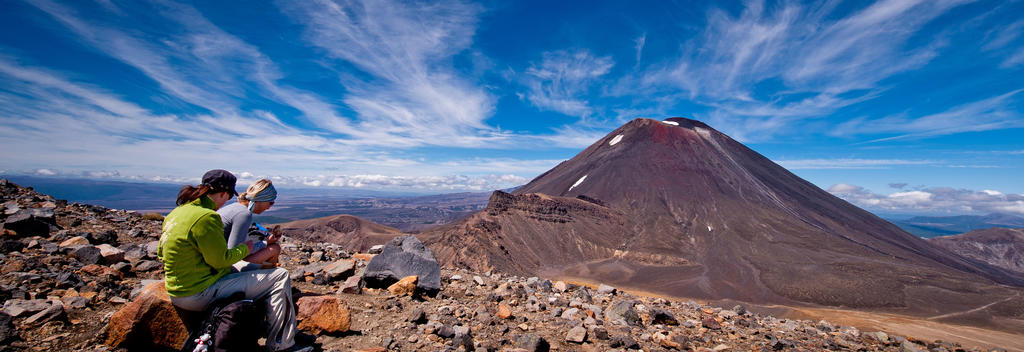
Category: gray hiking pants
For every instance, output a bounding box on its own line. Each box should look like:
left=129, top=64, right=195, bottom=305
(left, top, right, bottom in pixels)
left=170, top=267, right=297, bottom=351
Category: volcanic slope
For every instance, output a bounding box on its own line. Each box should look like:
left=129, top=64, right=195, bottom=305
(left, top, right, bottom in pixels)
left=929, top=228, right=1024, bottom=274
left=276, top=214, right=403, bottom=253
left=425, top=117, right=1024, bottom=322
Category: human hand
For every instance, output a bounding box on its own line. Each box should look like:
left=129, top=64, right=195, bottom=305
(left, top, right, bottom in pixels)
left=266, top=232, right=281, bottom=245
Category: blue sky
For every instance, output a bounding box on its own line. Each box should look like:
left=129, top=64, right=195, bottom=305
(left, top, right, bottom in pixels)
left=0, top=0, right=1022, bottom=215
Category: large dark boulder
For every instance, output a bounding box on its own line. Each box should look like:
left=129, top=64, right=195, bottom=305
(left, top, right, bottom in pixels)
left=2, top=208, right=56, bottom=237
left=69, top=245, right=103, bottom=265
left=88, top=229, right=119, bottom=245
left=364, top=235, right=441, bottom=295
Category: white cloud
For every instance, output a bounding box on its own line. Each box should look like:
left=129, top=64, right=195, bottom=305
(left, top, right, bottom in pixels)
left=833, top=90, right=1024, bottom=141
left=7, top=167, right=528, bottom=192
left=634, top=33, right=646, bottom=64
left=522, top=50, right=615, bottom=117
left=828, top=183, right=1024, bottom=215
left=776, top=158, right=934, bottom=170
left=277, top=0, right=502, bottom=147
left=827, top=183, right=862, bottom=193
left=614, top=0, right=974, bottom=141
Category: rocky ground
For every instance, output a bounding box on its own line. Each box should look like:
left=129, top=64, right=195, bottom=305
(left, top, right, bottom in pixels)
left=0, top=179, right=1008, bottom=352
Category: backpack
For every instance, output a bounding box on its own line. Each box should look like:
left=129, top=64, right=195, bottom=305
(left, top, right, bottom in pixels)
left=181, top=292, right=267, bottom=352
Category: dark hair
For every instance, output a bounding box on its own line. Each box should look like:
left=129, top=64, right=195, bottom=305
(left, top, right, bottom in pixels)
left=176, top=184, right=213, bottom=206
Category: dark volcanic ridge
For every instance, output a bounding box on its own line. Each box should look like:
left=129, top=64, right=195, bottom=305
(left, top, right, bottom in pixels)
left=424, top=117, right=1024, bottom=324
left=277, top=214, right=405, bottom=253
left=929, top=228, right=1024, bottom=274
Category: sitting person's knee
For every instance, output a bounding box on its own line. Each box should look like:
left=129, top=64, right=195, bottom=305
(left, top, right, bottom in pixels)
left=267, top=243, right=282, bottom=255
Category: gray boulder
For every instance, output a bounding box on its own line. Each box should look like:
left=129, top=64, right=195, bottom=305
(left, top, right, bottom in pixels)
left=364, top=235, right=441, bottom=295
left=24, top=302, right=65, bottom=326
left=2, top=299, right=50, bottom=317
left=69, top=245, right=102, bottom=265
left=515, top=333, right=549, bottom=352
left=2, top=208, right=56, bottom=237
left=605, top=300, right=642, bottom=326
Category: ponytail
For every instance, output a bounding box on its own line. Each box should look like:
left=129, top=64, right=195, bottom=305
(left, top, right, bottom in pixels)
left=176, top=184, right=213, bottom=206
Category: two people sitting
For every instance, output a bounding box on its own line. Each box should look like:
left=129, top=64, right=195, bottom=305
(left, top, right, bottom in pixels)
left=157, top=169, right=313, bottom=352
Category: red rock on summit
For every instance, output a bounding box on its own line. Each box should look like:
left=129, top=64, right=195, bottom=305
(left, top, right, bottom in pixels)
left=424, top=117, right=1024, bottom=324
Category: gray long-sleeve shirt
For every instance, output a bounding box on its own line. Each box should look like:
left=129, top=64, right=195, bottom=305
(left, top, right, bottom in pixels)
left=217, top=202, right=252, bottom=248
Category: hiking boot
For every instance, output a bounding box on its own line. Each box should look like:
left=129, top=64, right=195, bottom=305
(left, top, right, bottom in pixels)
left=295, top=332, right=317, bottom=345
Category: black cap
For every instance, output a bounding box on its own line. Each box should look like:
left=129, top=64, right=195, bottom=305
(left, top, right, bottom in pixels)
left=201, top=169, right=238, bottom=196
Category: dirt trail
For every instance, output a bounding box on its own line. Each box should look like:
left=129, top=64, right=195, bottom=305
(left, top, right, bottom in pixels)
left=927, top=292, right=1022, bottom=320
left=788, top=307, right=1024, bottom=352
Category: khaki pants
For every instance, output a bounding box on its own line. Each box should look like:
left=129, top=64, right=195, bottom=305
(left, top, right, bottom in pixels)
left=170, top=267, right=297, bottom=351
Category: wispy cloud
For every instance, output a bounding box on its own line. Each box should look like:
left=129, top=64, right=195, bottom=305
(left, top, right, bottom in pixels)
left=833, top=90, right=1024, bottom=142
left=982, top=18, right=1024, bottom=68
left=775, top=158, right=934, bottom=170
left=277, top=0, right=504, bottom=147
left=7, top=167, right=528, bottom=192
left=828, top=183, right=1024, bottom=215
left=521, top=50, right=614, bottom=118
left=634, top=33, right=646, bottom=64
left=615, top=0, right=973, bottom=141
left=0, top=56, right=548, bottom=188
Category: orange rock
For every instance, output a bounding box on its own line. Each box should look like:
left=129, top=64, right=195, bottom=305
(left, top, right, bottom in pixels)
left=352, top=253, right=375, bottom=261
left=387, top=275, right=418, bottom=296
left=660, top=338, right=682, bottom=349
left=80, top=264, right=123, bottom=280
left=296, top=295, right=350, bottom=334
left=95, top=244, right=125, bottom=264
left=103, top=281, right=189, bottom=349
left=496, top=303, right=512, bottom=319
left=59, top=236, right=89, bottom=247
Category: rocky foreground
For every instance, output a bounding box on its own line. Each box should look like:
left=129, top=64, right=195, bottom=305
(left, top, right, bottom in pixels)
left=0, top=179, right=1007, bottom=351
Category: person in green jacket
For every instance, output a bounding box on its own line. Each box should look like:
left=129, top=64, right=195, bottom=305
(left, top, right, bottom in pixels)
left=158, top=169, right=312, bottom=352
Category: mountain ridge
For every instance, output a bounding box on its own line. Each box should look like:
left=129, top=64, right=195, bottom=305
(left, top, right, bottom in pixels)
left=424, top=117, right=1024, bottom=323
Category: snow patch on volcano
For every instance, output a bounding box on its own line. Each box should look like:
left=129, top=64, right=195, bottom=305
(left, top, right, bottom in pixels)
left=609, top=134, right=624, bottom=146
left=662, top=120, right=679, bottom=126
left=569, top=175, right=588, bottom=192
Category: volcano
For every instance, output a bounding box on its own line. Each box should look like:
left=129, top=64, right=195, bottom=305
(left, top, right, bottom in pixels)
left=277, top=214, right=403, bottom=252
left=424, top=117, right=1024, bottom=319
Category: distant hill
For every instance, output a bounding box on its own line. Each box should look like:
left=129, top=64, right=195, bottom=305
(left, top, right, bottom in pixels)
left=889, top=213, right=1024, bottom=238
left=275, top=214, right=404, bottom=253
left=929, top=228, right=1024, bottom=274
left=0, top=175, right=183, bottom=213
left=0, top=175, right=491, bottom=231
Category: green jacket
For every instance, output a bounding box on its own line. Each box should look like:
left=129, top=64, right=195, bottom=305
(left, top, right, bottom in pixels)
left=158, top=196, right=249, bottom=297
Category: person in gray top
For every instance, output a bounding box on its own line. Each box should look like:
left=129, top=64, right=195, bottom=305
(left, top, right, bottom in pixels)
left=218, top=179, right=281, bottom=271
